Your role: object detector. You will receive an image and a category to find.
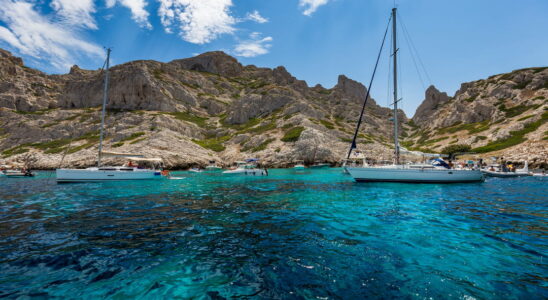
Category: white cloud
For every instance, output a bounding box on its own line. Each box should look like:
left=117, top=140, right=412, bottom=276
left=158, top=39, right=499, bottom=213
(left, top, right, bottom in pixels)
left=50, top=0, right=97, bottom=29
left=246, top=10, right=267, bottom=23
left=158, top=0, right=236, bottom=44
left=107, top=0, right=152, bottom=29
left=233, top=32, right=272, bottom=57
left=299, top=0, right=328, bottom=16
left=0, top=0, right=103, bottom=71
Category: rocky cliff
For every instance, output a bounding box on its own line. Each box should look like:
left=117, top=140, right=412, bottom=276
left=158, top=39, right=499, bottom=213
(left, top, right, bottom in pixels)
left=406, top=67, right=547, bottom=165
left=1, top=48, right=545, bottom=169
left=0, top=49, right=405, bottom=169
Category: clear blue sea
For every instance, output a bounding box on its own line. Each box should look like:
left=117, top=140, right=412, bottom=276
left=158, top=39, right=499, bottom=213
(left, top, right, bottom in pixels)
left=0, top=169, right=546, bottom=299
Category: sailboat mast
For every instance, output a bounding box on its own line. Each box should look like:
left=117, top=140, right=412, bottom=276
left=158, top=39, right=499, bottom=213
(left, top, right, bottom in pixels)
left=97, top=48, right=111, bottom=167
left=392, top=8, right=400, bottom=165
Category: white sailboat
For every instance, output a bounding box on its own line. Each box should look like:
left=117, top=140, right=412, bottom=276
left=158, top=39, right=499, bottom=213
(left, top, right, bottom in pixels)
left=346, top=8, right=483, bottom=183
left=56, top=49, right=164, bottom=183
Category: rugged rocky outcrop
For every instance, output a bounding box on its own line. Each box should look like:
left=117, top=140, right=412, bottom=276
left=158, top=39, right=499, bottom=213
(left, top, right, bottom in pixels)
left=0, top=49, right=404, bottom=169
left=405, top=67, right=547, bottom=166
left=1, top=48, right=545, bottom=168
left=412, top=85, right=450, bottom=125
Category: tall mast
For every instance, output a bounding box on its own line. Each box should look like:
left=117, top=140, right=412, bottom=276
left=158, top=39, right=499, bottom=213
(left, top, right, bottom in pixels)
left=391, top=8, right=400, bottom=165
left=97, top=48, right=111, bottom=167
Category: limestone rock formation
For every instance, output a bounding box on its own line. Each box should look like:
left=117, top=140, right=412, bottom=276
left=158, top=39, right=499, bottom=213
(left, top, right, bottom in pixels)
left=0, top=48, right=403, bottom=168
left=0, top=47, right=545, bottom=168
left=404, top=67, right=547, bottom=166
left=412, top=85, right=450, bottom=125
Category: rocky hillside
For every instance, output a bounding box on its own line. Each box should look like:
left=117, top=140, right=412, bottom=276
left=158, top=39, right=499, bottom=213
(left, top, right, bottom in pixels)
left=405, top=67, right=547, bottom=165
left=0, top=48, right=405, bottom=169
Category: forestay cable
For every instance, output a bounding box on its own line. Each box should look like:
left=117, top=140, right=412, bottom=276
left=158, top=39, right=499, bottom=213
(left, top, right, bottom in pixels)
left=347, top=15, right=392, bottom=159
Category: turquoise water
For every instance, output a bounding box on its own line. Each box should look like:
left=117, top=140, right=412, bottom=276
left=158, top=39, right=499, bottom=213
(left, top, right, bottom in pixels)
left=0, top=169, right=546, bottom=299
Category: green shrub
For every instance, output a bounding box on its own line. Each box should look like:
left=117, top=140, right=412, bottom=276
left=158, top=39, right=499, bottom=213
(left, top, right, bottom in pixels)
left=15, top=109, right=53, bottom=115
left=129, top=137, right=146, bottom=145
left=153, top=69, right=165, bottom=80
left=112, top=142, right=124, bottom=148
left=513, top=80, right=532, bottom=89
left=251, top=138, right=275, bottom=152
left=192, top=135, right=231, bottom=152
left=424, top=136, right=449, bottom=145
left=499, top=104, right=536, bottom=118
left=319, top=119, right=335, bottom=129
left=468, top=120, right=491, bottom=134
left=281, top=127, right=305, bottom=142
left=407, top=119, right=419, bottom=128
left=67, top=142, right=95, bottom=154
left=441, top=144, right=472, bottom=156
left=168, top=111, right=208, bottom=127
left=437, top=120, right=491, bottom=135
left=247, top=80, right=268, bottom=89
left=121, top=132, right=145, bottom=142
left=473, top=112, right=547, bottom=153
left=2, top=146, right=29, bottom=157
left=463, top=95, right=476, bottom=103
left=517, top=115, right=534, bottom=121
left=317, top=89, right=332, bottom=95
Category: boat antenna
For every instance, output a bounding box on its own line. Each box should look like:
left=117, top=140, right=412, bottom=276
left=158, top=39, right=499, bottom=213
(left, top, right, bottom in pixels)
left=97, top=47, right=111, bottom=167
left=391, top=7, right=400, bottom=165
left=346, top=14, right=392, bottom=159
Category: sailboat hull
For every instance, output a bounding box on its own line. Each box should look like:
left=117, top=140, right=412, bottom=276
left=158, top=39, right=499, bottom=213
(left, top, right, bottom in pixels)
left=347, top=167, right=484, bottom=183
left=56, top=168, right=162, bottom=183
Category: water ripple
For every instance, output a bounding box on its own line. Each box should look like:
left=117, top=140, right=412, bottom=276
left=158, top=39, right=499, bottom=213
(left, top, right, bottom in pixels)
left=0, top=170, right=546, bottom=298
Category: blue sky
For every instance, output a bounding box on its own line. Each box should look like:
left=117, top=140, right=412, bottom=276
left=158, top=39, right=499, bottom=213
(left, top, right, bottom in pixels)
left=0, top=0, right=547, bottom=116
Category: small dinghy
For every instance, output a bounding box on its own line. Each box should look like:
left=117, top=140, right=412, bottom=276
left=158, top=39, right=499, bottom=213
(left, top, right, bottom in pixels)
left=293, top=160, right=306, bottom=170
left=481, top=170, right=530, bottom=178
left=3, top=169, right=35, bottom=178
left=482, top=161, right=531, bottom=178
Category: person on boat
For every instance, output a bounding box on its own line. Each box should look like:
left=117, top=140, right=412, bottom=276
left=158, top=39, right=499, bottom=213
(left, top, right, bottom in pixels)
left=448, top=160, right=454, bottom=169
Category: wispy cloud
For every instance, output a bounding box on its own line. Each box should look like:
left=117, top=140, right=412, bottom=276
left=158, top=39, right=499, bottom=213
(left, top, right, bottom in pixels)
left=50, top=0, right=97, bottom=29
left=299, top=0, right=329, bottom=16
left=158, top=0, right=236, bottom=44
left=106, top=0, right=152, bottom=29
left=245, top=10, right=268, bottom=23
left=0, top=0, right=103, bottom=71
left=233, top=32, right=272, bottom=57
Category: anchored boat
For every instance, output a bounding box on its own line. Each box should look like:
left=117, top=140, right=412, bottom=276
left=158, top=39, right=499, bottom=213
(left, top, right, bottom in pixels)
left=205, top=160, right=222, bottom=171
left=2, top=169, right=35, bottom=178
left=481, top=161, right=531, bottom=178
left=56, top=153, right=164, bottom=183
left=346, top=8, right=483, bottom=183
left=55, top=49, right=164, bottom=183
left=293, top=160, right=306, bottom=170
left=223, top=159, right=267, bottom=176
